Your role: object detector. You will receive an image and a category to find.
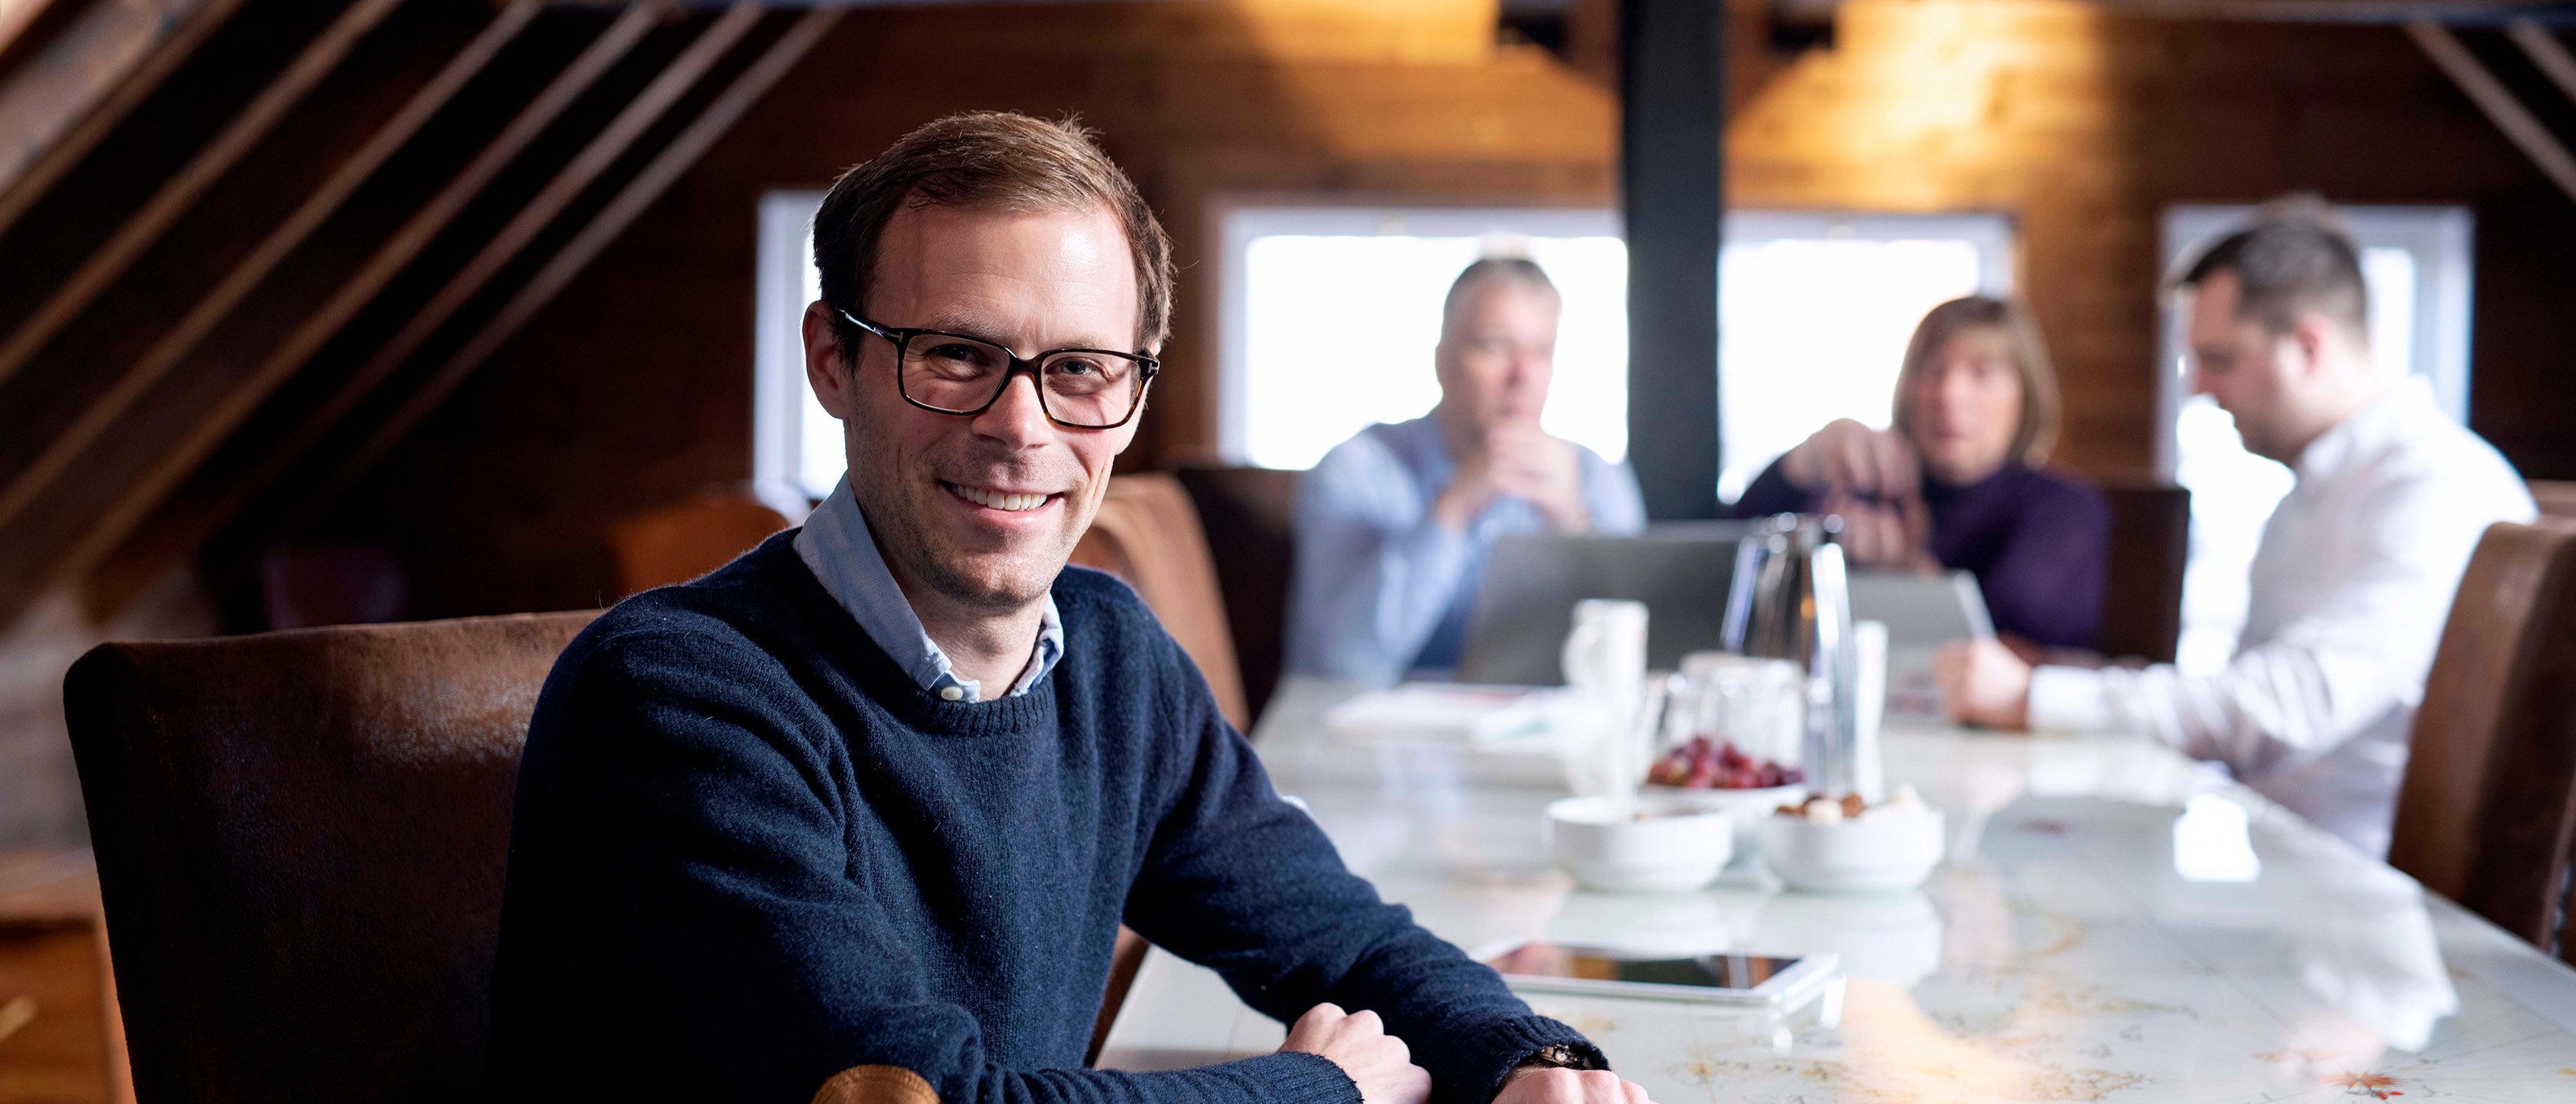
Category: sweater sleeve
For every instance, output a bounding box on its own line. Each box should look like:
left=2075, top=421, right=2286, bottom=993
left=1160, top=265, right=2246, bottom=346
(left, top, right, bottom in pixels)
left=1725, top=457, right=1814, bottom=518
left=1122, top=656, right=1605, bottom=1104
left=488, top=625, right=1358, bottom=1104
left=1980, top=475, right=2110, bottom=651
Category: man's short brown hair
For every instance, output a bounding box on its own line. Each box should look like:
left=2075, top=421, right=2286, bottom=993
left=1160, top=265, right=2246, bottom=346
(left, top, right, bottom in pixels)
left=2177, top=194, right=2367, bottom=340
left=813, top=112, right=1175, bottom=354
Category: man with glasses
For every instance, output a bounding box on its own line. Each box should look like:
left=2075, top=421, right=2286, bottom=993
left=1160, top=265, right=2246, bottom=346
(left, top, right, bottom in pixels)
left=1288, top=258, right=1647, bottom=686
left=488, top=113, right=1651, bottom=1104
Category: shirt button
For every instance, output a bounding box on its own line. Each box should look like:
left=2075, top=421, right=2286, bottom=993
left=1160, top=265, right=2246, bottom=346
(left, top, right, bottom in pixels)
left=939, top=686, right=964, bottom=702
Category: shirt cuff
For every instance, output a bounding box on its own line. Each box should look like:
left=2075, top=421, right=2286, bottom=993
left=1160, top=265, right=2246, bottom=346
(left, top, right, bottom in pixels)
left=2027, top=665, right=2111, bottom=733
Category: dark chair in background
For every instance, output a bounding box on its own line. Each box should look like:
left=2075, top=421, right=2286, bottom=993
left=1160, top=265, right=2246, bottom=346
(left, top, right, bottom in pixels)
left=608, top=490, right=791, bottom=596
left=2387, top=519, right=2576, bottom=962
left=1173, top=465, right=1300, bottom=724
left=2096, top=480, right=2190, bottom=664
left=64, top=612, right=596, bottom=1102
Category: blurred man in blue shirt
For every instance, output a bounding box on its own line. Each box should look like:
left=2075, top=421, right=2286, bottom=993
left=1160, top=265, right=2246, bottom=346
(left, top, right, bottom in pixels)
left=1287, top=258, right=1648, bottom=685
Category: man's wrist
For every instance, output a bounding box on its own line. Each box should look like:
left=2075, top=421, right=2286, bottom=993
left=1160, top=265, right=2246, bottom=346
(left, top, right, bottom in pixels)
left=1510, top=1044, right=1602, bottom=1073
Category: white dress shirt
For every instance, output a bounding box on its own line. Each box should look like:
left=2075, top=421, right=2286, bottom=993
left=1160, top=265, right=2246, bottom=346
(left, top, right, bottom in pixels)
left=794, top=476, right=1062, bottom=703
left=2028, top=376, right=2535, bottom=856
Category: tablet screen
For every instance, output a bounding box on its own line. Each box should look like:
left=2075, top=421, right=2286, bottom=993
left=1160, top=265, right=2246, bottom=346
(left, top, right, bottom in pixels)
left=1484, top=942, right=1805, bottom=991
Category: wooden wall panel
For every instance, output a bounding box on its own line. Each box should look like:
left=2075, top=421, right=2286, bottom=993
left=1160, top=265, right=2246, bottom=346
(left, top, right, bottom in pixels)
left=255, top=0, right=2576, bottom=621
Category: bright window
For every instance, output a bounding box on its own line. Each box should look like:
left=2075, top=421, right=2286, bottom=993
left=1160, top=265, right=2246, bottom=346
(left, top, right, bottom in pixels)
left=754, top=189, right=840, bottom=503
left=1221, top=208, right=1628, bottom=470
left=1218, top=206, right=2014, bottom=500
left=2157, top=205, right=2472, bottom=673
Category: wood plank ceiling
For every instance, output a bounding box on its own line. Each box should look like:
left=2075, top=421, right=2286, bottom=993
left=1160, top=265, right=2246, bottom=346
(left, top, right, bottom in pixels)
left=0, top=0, right=840, bottom=627
left=0, top=0, right=2568, bottom=632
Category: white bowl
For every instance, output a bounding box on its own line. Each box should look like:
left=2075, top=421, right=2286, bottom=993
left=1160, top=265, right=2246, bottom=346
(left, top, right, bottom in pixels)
left=1758, top=807, right=1944, bottom=892
left=1642, top=782, right=1808, bottom=830
left=1544, top=796, right=1735, bottom=893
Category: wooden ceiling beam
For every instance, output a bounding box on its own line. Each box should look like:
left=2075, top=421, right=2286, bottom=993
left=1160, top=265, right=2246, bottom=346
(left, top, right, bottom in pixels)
left=0, top=0, right=402, bottom=393
left=2409, top=19, right=2576, bottom=205
left=0, top=0, right=544, bottom=536
left=164, top=2, right=763, bottom=563
left=2507, top=18, right=2576, bottom=101
left=288, top=7, right=846, bottom=534
left=54, top=2, right=668, bottom=605
left=0, top=0, right=240, bottom=242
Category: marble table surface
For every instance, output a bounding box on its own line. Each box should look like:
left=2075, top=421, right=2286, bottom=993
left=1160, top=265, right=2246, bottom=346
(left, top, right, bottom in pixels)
left=1096, top=678, right=2576, bottom=1103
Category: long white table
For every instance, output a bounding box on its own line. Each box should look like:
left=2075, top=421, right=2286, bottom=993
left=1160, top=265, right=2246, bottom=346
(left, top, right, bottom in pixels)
left=1098, top=678, right=2576, bottom=1103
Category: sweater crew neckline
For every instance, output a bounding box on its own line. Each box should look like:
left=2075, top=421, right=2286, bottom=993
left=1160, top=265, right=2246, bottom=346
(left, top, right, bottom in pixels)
left=754, top=531, right=1063, bottom=738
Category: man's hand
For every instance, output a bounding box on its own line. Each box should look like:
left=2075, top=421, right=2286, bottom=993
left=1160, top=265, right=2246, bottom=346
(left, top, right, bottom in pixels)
left=1485, top=423, right=1588, bottom=533
left=1280, top=1004, right=1431, bottom=1104
left=1935, top=639, right=2033, bottom=731
left=1494, top=1066, right=1651, bottom=1104
left=1435, top=424, right=1589, bottom=534
left=1779, top=419, right=1921, bottom=499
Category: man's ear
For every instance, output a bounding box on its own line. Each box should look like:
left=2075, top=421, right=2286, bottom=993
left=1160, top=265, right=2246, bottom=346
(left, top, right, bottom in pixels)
left=2285, top=313, right=2336, bottom=382
left=803, top=301, right=856, bottom=420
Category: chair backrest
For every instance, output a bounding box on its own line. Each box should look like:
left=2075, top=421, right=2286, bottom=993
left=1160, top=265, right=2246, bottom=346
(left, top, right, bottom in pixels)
left=1173, top=465, right=1300, bottom=724
left=2387, top=520, right=2576, bottom=959
left=610, top=491, right=790, bottom=596
left=2532, top=479, right=2576, bottom=521
left=1070, top=473, right=1251, bottom=729
left=63, top=611, right=597, bottom=1102
left=2096, top=480, right=2190, bottom=663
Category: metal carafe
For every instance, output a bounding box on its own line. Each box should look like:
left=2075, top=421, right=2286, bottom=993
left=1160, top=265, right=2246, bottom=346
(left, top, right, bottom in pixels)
left=1720, top=514, right=1860, bottom=796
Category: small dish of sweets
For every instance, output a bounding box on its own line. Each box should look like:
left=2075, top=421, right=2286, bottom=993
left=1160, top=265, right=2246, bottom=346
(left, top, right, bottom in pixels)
left=1641, top=738, right=1808, bottom=829
left=1756, top=785, right=1944, bottom=892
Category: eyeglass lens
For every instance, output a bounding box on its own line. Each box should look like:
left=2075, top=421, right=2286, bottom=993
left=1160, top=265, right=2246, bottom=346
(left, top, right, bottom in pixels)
left=899, top=333, right=1143, bottom=426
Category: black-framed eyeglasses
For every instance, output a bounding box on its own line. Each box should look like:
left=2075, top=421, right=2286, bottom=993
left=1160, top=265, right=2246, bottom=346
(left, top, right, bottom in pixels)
left=837, top=309, right=1159, bottom=430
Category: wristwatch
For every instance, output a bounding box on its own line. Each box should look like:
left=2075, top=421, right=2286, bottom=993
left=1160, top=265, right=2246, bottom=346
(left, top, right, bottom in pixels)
left=1515, top=1044, right=1602, bottom=1072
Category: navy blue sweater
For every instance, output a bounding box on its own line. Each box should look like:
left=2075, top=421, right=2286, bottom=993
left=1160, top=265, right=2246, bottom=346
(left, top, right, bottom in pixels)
left=485, top=534, right=1598, bottom=1102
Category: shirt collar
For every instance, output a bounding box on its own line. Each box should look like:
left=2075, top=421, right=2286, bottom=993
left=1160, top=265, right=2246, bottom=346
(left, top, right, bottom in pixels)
left=2292, top=374, right=2436, bottom=488
left=794, top=476, right=1063, bottom=702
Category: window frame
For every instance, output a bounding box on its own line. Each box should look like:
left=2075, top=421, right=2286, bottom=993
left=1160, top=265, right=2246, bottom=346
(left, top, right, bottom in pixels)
left=1213, top=202, right=2017, bottom=483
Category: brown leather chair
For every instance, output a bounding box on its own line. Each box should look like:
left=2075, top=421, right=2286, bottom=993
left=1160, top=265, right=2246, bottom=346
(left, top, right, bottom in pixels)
left=1174, top=465, right=1301, bottom=724
left=62, top=611, right=596, bottom=1102
left=2096, top=480, right=2190, bottom=663
left=1070, top=473, right=1251, bottom=730
left=2532, top=479, right=2576, bottom=521
left=609, top=491, right=791, bottom=596
left=2387, top=519, right=2576, bottom=961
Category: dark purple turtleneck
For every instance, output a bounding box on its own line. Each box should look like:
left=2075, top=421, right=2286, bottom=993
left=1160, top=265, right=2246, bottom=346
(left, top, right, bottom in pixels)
left=1730, top=458, right=2111, bottom=651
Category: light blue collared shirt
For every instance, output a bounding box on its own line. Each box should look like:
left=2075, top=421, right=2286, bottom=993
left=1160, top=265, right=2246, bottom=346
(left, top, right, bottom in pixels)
left=1285, top=416, right=1647, bottom=686
left=795, top=477, right=1063, bottom=702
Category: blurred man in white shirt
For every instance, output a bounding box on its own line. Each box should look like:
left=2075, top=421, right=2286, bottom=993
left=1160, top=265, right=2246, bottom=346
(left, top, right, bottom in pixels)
left=1935, top=201, right=2535, bottom=856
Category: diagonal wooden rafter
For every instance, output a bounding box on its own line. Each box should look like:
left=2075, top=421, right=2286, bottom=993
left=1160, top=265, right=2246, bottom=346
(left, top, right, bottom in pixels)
left=0, top=0, right=244, bottom=242
left=2408, top=20, right=2576, bottom=206
left=0, top=0, right=545, bottom=534
left=251, top=6, right=838, bottom=553
left=287, top=6, right=848, bottom=534
left=2506, top=18, right=2576, bottom=103
left=131, top=2, right=766, bottom=572
left=0, top=0, right=402, bottom=392
left=61, top=1, right=669, bottom=597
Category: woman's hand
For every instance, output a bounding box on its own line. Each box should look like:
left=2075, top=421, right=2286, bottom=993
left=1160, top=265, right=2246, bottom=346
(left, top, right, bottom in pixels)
left=1821, top=489, right=1935, bottom=572
left=1779, top=419, right=1921, bottom=500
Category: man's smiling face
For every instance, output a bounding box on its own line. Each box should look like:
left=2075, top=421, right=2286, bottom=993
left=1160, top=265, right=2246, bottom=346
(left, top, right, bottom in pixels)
left=805, top=199, right=1143, bottom=613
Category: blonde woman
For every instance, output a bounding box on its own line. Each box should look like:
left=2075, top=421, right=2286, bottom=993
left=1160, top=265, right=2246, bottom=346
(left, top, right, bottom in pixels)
left=1730, top=296, right=2109, bottom=650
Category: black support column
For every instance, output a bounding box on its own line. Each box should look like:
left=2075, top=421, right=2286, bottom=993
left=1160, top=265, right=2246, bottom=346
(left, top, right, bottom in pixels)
left=1620, top=0, right=1725, bottom=520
